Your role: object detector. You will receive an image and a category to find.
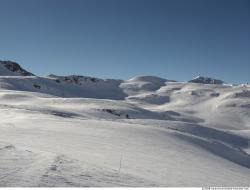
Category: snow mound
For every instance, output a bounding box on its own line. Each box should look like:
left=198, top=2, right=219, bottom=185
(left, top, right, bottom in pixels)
left=128, top=76, right=168, bottom=83
left=0, top=76, right=126, bottom=100
left=189, top=76, right=224, bottom=84
left=0, top=61, right=34, bottom=76
left=47, top=75, right=126, bottom=99
left=120, top=76, right=168, bottom=95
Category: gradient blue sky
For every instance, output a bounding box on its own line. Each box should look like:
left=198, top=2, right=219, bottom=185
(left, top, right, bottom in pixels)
left=0, top=0, right=249, bottom=83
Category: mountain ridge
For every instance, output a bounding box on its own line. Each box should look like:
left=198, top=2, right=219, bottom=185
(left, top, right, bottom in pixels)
left=0, top=60, right=235, bottom=85
left=0, top=60, right=34, bottom=76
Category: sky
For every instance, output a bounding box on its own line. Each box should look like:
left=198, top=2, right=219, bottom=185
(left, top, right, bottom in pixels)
left=0, top=0, right=249, bottom=83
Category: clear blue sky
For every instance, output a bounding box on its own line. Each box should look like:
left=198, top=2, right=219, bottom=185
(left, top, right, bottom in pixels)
left=0, top=0, right=249, bottom=83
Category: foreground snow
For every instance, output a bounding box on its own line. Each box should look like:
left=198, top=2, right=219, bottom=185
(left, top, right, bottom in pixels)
left=0, top=63, right=249, bottom=186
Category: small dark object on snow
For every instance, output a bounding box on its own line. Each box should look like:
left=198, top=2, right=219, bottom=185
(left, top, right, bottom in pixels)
left=33, top=84, right=41, bottom=89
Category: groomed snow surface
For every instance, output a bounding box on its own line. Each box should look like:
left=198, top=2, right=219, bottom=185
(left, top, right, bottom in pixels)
left=0, top=61, right=250, bottom=187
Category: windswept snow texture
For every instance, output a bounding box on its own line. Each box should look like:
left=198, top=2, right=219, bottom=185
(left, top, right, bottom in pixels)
left=0, top=64, right=250, bottom=187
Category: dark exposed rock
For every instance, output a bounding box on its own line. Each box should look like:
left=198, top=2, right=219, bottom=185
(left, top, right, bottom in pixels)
left=102, top=109, right=121, bottom=116
left=100, top=109, right=130, bottom=119
left=234, top=90, right=250, bottom=98
left=189, top=76, right=224, bottom=84
left=33, top=84, right=41, bottom=89
left=0, top=60, right=34, bottom=76
left=63, top=75, right=101, bottom=85
left=210, top=92, right=220, bottom=97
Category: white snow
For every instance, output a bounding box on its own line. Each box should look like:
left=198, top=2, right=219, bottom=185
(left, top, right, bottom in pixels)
left=0, top=63, right=250, bottom=187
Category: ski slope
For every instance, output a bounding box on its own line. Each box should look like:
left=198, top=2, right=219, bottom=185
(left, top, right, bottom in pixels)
left=0, top=61, right=250, bottom=187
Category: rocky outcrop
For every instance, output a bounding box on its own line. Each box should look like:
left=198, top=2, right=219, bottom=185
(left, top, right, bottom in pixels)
left=189, top=76, right=224, bottom=84
left=0, top=60, right=34, bottom=76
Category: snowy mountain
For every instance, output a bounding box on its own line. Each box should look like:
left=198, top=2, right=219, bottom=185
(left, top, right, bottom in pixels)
left=0, top=60, right=34, bottom=76
left=189, top=76, right=224, bottom=84
left=0, top=61, right=250, bottom=187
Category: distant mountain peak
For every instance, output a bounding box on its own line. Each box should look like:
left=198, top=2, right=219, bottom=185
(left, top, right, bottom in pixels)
left=189, top=76, right=224, bottom=84
left=0, top=60, right=34, bottom=76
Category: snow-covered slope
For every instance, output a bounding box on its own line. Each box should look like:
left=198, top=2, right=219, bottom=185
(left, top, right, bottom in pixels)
left=120, top=76, right=169, bottom=96
left=0, top=61, right=250, bottom=187
left=0, top=75, right=126, bottom=100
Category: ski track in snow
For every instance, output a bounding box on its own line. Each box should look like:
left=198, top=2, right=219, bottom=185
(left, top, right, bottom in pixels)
left=0, top=142, right=155, bottom=187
